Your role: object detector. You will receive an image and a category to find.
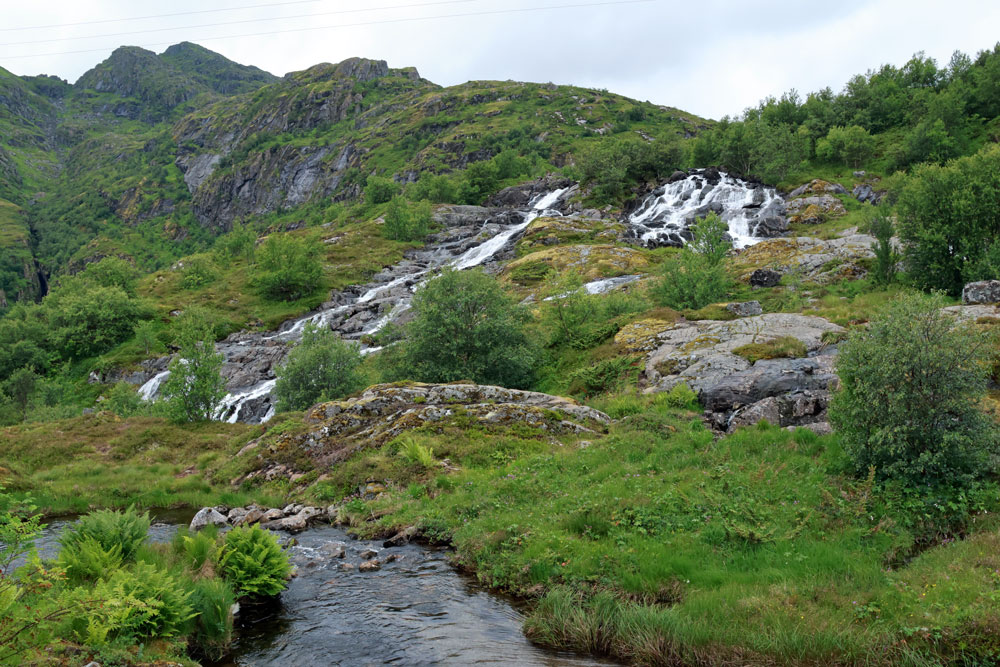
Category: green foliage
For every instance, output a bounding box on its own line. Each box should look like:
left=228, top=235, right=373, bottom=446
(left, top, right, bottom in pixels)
left=895, top=144, right=1000, bottom=295
left=58, top=506, right=150, bottom=564
left=171, top=525, right=220, bottom=572
left=106, top=381, right=143, bottom=418
left=541, top=274, right=648, bottom=350
left=78, top=562, right=195, bottom=643
left=388, top=268, right=540, bottom=389
left=161, top=313, right=226, bottom=423
left=406, top=172, right=459, bottom=204
left=253, top=234, right=323, bottom=301
left=364, top=175, right=399, bottom=205
left=179, top=254, right=218, bottom=290
left=651, top=252, right=730, bottom=310
left=567, top=356, right=640, bottom=395
left=830, top=292, right=998, bottom=487
left=397, top=436, right=437, bottom=468
left=214, top=222, right=257, bottom=262
left=687, top=212, right=732, bottom=266
left=2, top=366, right=37, bottom=422
left=382, top=196, right=432, bottom=241
left=273, top=322, right=364, bottom=412
left=0, top=487, right=43, bottom=575
left=187, top=577, right=235, bottom=659
left=77, top=257, right=140, bottom=296
left=865, top=207, right=898, bottom=286
left=132, top=319, right=162, bottom=357
left=694, top=115, right=807, bottom=183
left=660, top=382, right=699, bottom=410
left=815, top=125, right=874, bottom=167
left=58, top=535, right=124, bottom=583
left=579, top=136, right=683, bottom=204
left=45, top=283, right=146, bottom=360
left=218, top=525, right=291, bottom=598
left=732, top=336, right=808, bottom=363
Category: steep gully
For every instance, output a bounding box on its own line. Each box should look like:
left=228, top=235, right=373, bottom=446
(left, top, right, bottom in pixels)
left=138, top=171, right=784, bottom=423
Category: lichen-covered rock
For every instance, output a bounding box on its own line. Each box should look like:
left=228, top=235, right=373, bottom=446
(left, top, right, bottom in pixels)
left=503, top=244, right=648, bottom=284
left=733, top=233, right=878, bottom=285
left=725, top=301, right=763, bottom=317
left=788, top=179, right=848, bottom=197
left=962, top=280, right=1000, bottom=305
left=786, top=195, right=847, bottom=224
left=614, top=318, right=679, bottom=353
left=190, top=507, right=228, bottom=531
left=517, top=216, right=624, bottom=253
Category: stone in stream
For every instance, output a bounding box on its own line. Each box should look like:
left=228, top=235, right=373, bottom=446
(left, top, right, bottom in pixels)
left=319, top=543, right=346, bottom=559
left=338, top=562, right=355, bottom=571
left=236, top=508, right=265, bottom=526
left=383, top=525, right=418, bottom=548
left=190, top=507, right=229, bottom=531
left=359, top=559, right=381, bottom=572
left=359, top=549, right=378, bottom=560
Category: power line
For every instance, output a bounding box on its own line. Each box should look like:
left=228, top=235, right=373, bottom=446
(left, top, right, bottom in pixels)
left=0, top=0, right=480, bottom=47
left=0, top=0, right=657, bottom=61
left=0, top=0, right=326, bottom=32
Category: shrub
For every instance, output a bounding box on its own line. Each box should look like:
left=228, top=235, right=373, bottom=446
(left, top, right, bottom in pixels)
left=180, top=255, right=218, bottom=290
left=77, top=257, right=140, bottom=296
left=254, top=234, right=322, bottom=301
left=866, top=207, right=898, bottom=286
left=895, top=144, right=1000, bottom=295
left=218, top=525, right=291, bottom=598
left=407, top=172, right=458, bottom=204
left=161, top=314, right=226, bottom=423
left=388, top=268, right=540, bottom=389
left=815, top=125, right=874, bottom=167
left=45, top=284, right=145, bottom=360
left=214, top=222, right=257, bottom=262
left=660, top=382, right=699, bottom=410
left=58, top=535, right=123, bottom=583
left=364, top=175, right=399, bottom=205
left=273, top=322, right=364, bottom=412
left=541, top=274, right=648, bottom=349
left=650, top=252, right=730, bottom=310
left=58, top=507, right=150, bottom=564
left=382, top=197, right=432, bottom=242
left=106, top=381, right=142, bottom=418
left=687, top=212, right=732, bottom=266
left=829, top=292, right=999, bottom=487
left=568, top=356, right=641, bottom=395
left=579, top=136, right=683, bottom=204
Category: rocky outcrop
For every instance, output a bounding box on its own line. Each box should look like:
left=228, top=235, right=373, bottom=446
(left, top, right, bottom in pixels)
left=231, top=383, right=610, bottom=484
left=853, top=183, right=885, bottom=205
left=733, top=231, right=878, bottom=285
left=643, top=314, right=844, bottom=431
left=485, top=175, right=575, bottom=208
left=503, top=244, right=648, bottom=285
left=788, top=179, right=847, bottom=197
left=786, top=195, right=847, bottom=224
left=962, top=280, right=1000, bottom=305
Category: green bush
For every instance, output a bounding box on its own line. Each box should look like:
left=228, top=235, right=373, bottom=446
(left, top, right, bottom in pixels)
left=687, top=212, right=732, bottom=266
left=865, top=207, right=898, bottom=286
left=161, top=314, right=226, bottom=423
left=568, top=356, right=641, bottom=395
left=542, top=274, right=648, bottom=349
left=214, top=222, right=257, bottom=262
left=218, top=525, right=291, bottom=598
left=579, top=136, right=683, bottom=204
left=45, top=284, right=146, bottom=360
left=650, top=252, right=730, bottom=310
left=273, top=322, right=364, bottom=412
left=106, top=381, right=142, bottom=418
left=815, top=125, right=874, bottom=167
left=397, top=436, right=436, bottom=468
left=58, top=535, right=124, bottom=583
left=364, top=175, right=399, bottom=205
left=179, top=255, right=218, bottom=290
left=387, top=268, right=540, bottom=389
left=254, top=234, right=322, bottom=301
left=895, top=144, right=1000, bottom=295
left=58, top=507, right=150, bottom=564
left=382, top=197, right=432, bottom=242
left=829, top=292, right=998, bottom=487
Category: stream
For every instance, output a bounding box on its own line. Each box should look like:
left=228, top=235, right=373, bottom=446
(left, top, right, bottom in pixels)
left=22, top=515, right=609, bottom=666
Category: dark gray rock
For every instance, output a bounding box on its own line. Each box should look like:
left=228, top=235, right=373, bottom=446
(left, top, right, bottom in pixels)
left=727, top=390, right=831, bottom=430
left=852, top=183, right=884, bottom=205
left=962, top=280, right=1000, bottom=305
left=700, top=355, right=838, bottom=416
left=749, top=268, right=782, bottom=288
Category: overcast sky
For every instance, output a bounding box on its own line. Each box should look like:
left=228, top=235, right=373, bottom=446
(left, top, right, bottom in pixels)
left=2, top=0, right=998, bottom=120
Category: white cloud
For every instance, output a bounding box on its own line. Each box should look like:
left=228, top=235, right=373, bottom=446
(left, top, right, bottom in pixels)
left=2, top=0, right=998, bottom=119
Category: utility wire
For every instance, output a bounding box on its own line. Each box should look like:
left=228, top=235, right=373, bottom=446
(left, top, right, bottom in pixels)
left=0, top=0, right=326, bottom=31
left=0, top=0, right=656, bottom=61
left=0, top=0, right=480, bottom=47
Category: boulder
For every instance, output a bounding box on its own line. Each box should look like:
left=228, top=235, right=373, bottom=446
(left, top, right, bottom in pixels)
left=359, top=559, right=381, bottom=572
left=726, top=390, right=831, bottom=431
left=749, top=268, right=781, bottom=288
left=261, top=508, right=285, bottom=522
left=734, top=232, right=880, bottom=285
left=359, top=549, right=379, bottom=560
left=725, top=301, right=763, bottom=318
left=852, top=183, right=884, bottom=205
left=788, top=179, right=848, bottom=197
left=484, top=175, right=574, bottom=209
left=190, top=508, right=228, bottom=531
left=235, top=508, right=264, bottom=526
left=786, top=195, right=846, bottom=224
left=962, top=280, right=1000, bottom=305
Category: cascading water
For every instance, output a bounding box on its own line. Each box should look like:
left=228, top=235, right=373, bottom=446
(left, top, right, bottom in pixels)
left=628, top=169, right=786, bottom=249
left=144, top=189, right=569, bottom=424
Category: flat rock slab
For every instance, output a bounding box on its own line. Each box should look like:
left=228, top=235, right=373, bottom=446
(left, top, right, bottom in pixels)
left=733, top=234, right=878, bottom=284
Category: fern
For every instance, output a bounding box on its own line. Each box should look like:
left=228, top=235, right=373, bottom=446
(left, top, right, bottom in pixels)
left=218, top=525, right=291, bottom=598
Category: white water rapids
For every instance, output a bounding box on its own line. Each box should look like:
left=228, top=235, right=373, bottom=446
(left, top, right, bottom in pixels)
left=628, top=171, right=784, bottom=249
left=139, top=189, right=568, bottom=423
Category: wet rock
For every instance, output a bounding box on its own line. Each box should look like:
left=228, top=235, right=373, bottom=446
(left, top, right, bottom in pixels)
left=962, top=280, right=1000, bottom=305
left=236, top=508, right=264, bottom=526
left=384, top=525, right=418, bottom=548
left=749, top=268, right=781, bottom=288
left=190, top=508, right=228, bottom=531
left=319, top=543, right=346, bottom=559
left=725, top=301, right=763, bottom=317
left=484, top=174, right=574, bottom=209
left=853, top=171, right=866, bottom=178
left=667, top=170, right=689, bottom=183
left=359, top=559, right=381, bottom=572
left=359, top=549, right=378, bottom=560
left=339, top=562, right=355, bottom=571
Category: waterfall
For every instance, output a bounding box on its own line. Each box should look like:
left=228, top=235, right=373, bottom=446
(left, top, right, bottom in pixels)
left=138, top=370, right=170, bottom=401
left=178, top=186, right=570, bottom=423
left=628, top=170, right=784, bottom=249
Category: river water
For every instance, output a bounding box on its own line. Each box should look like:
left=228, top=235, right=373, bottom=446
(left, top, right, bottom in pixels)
left=21, top=517, right=608, bottom=666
